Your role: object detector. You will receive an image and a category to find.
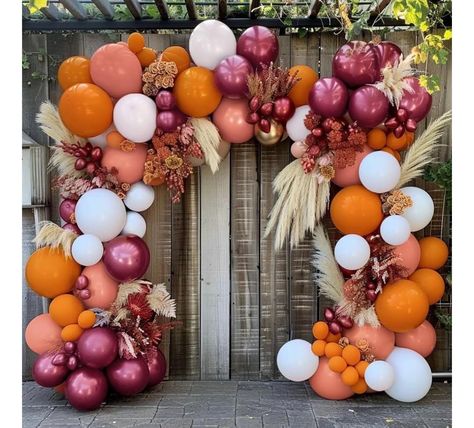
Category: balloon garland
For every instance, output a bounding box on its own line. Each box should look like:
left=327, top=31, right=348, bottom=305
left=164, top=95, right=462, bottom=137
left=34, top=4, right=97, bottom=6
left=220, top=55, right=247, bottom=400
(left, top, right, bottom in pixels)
left=24, top=20, right=451, bottom=410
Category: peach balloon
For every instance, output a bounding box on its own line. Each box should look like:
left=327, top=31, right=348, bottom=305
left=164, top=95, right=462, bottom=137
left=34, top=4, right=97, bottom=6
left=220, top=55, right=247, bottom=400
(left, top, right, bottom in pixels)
left=291, top=141, right=308, bottom=158
left=332, top=144, right=373, bottom=188
left=25, top=314, right=63, bottom=354
left=81, top=262, right=119, bottom=310
left=309, top=357, right=354, bottom=400
left=212, top=98, right=254, bottom=144
left=393, top=234, right=421, bottom=277
left=343, top=324, right=395, bottom=360
left=395, top=320, right=437, bottom=357
left=101, top=144, right=148, bottom=184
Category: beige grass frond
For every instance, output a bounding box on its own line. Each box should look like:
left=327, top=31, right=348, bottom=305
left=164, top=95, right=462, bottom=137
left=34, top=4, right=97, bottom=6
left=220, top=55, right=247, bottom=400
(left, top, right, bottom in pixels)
left=337, top=299, right=381, bottom=327
left=112, top=281, right=144, bottom=310
left=190, top=118, right=222, bottom=174
left=397, top=110, right=452, bottom=188
left=147, top=283, right=176, bottom=318
left=32, top=221, right=77, bottom=258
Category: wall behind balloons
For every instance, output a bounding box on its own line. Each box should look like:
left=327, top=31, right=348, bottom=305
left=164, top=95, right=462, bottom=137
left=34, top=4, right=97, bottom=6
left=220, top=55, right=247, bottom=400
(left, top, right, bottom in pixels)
left=22, top=29, right=451, bottom=380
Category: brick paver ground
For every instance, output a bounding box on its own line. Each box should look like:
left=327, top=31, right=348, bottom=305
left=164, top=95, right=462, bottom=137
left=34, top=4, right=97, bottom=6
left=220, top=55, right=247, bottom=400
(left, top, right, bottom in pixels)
left=23, top=380, right=451, bottom=427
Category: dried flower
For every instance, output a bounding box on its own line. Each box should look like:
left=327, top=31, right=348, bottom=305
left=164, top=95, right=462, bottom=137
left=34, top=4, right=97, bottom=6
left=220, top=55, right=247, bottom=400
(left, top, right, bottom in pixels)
left=120, top=140, right=136, bottom=152
left=142, top=59, right=178, bottom=96
left=338, top=337, right=350, bottom=348
left=381, top=189, right=413, bottom=215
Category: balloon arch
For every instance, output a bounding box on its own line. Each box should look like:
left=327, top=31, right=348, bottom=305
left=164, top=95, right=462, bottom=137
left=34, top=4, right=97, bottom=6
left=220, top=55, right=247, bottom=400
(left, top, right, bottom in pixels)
left=25, top=20, right=450, bottom=410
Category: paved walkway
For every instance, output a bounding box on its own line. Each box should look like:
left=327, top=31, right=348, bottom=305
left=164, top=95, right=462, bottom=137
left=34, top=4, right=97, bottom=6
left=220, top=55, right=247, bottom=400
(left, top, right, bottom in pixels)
left=23, top=380, right=451, bottom=428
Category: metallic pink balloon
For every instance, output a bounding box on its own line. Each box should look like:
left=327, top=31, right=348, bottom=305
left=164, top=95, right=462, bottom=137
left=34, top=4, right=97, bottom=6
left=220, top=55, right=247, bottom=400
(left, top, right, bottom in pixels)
left=59, top=199, right=77, bottom=223
left=155, top=90, right=176, bottom=111
left=214, top=55, right=253, bottom=99
left=333, top=41, right=380, bottom=88
left=77, top=327, right=118, bottom=369
left=147, top=349, right=167, bottom=387
left=63, top=223, right=82, bottom=235
left=348, top=85, right=389, bottom=128
left=373, top=42, right=402, bottom=69
left=33, top=352, right=69, bottom=387
left=399, top=77, right=432, bottom=122
left=103, top=235, right=150, bottom=283
left=212, top=98, right=254, bottom=144
left=237, top=26, right=279, bottom=68
left=106, top=357, right=149, bottom=396
left=156, top=109, right=187, bottom=132
left=65, top=367, right=108, bottom=411
left=309, top=77, right=349, bottom=118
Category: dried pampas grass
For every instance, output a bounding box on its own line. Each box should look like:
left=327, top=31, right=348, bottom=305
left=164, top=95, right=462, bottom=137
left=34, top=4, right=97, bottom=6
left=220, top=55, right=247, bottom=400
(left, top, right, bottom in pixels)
left=190, top=118, right=222, bottom=174
left=337, top=301, right=381, bottom=327
left=32, top=221, right=77, bottom=258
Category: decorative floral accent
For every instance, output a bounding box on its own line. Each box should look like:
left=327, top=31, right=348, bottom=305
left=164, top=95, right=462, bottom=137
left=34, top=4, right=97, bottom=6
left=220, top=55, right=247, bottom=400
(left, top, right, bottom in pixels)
left=356, top=338, right=375, bottom=363
left=142, top=58, right=178, bottom=97
left=338, top=337, right=350, bottom=348
left=120, top=140, right=136, bottom=152
left=381, top=189, right=413, bottom=215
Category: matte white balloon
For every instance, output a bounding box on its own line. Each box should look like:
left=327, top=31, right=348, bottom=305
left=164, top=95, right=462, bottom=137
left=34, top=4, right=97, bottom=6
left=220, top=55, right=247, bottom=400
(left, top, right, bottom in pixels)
left=286, top=105, right=311, bottom=142
left=124, top=182, right=155, bottom=212
left=380, top=215, right=411, bottom=246
left=359, top=151, right=401, bottom=193
left=334, top=234, right=370, bottom=270
left=88, top=123, right=116, bottom=148
left=113, top=94, right=157, bottom=143
left=71, top=234, right=104, bottom=266
left=121, top=211, right=147, bottom=238
left=385, top=347, right=432, bottom=402
left=189, top=20, right=237, bottom=70
left=75, top=188, right=127, bottom=242
left=277, top=339, right=319, bottom=382
left=399, top=187, right=434, bottom=232
left=364, top=360, right=395, bottom=392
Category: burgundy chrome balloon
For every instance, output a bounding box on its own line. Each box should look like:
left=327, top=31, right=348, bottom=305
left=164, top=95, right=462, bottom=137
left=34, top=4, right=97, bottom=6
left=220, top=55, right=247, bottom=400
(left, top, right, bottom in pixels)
left=156, top=109, right=187, bottom=133
left=33, top=352, right=69, bottom=387
left=77, top=327, right=118, bottom=369
left=214, top=55, right=253, bottom=99
left=373, top=41, right=402, bottom=69
left=106, top=357, right=150, bottom=396
left=155, top=90, right=176, bottom=111
left=64, top=341, right=77, bottom=354
left=324, top=307, right=335, bottom=322
left=399, top=77, right=433, bottom=123
left=236, top=26, right=279, bottom=68
left=65, top=367, right=108, bottom=411
left=328, top=321, right=342, bottom=335
left=59, top=199, right=77, bottom=223
left=272, top=97, right=295, bottom=123
left=147, top=349, right=167, bottom=387
left=348, top=85, right=389, bottom=128
left=75, top=275, right=89, bottom=290
left=63, top=223, right=82, bottom=235
left=309, top=77, right=349, bottom=118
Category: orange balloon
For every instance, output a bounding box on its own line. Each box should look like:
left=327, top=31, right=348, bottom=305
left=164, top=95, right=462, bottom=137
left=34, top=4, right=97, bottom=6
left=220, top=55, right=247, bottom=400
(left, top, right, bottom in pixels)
left=58, top=56, right=92, bottom=91
left=343, top=324, right=395, bottom=360
left=312, top=340, right=327, bottom=357
left=81, top=262, right=119, bottom=310
left=330, top=185, right=383, bottom=235
left=137, top=47, right=157, bottom=67
left=61, top=324, right=84, bottom=342
left=409, top=268, right=445, bottom=304
left=25, top=314, right=63, bottom=354
left=367, top=128, right=387, bottom=150
left=418, top=237, right=449, bottom=270
left=326, top=332, right=342, bottom=343
left=342, top=345, right=361, bottom=366
left=375, top=279, right=429, bottom=333
left=355, top=360, right=369, bottom=378
left=58, top=83, right=113, bottom=138
left=162, top=46, right=191, bottom=74
left=49, top=294, right=84, bottom=327
left=386, top=131, right=408, bottom=151
left=328, top=356, right=347, bottom=373
left=393, top=234, right=421, bottom=277
left=173, top=67, right=222, bottom=117
left=325, top=342, right=343, bottom=358
left=127, top=32, right=145, bottom=53
left=288, top=65, right=318, bottom=107
left=312, top=321, right=329, bottom=340
left=341, top=366, right=359, bottom=386
left=106, top=131, right=125, bottom=149
left=78, top=310, right=97, bottom=329
left=101, top=145, right=147, bottom=184
left=26, top=247, right=81, bottom=299
left=309, top=358, right=354, bottom=400
left=395, top=320, right=437, bottom=357
left=351, top=378, right=368, bottom=394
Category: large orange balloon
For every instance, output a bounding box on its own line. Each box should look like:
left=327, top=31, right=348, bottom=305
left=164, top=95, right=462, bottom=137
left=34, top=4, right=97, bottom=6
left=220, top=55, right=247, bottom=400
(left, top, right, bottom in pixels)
left=162, top=46, right=191, bottom=74
left=375, top=279, right=429, bottom=333
left=101, top=145, right=148, bottom=184
left=309, top=358, right=354, bottom=400
left=25, top=247, right=81, bottom=299
left=81, top=262, right=119, bottom=310
left=393, top=234, right=421, bottom=277
left=288, top=65, right=318, bottom=107
left=418, top=237, right=449, bottom=270
left=58, top=83, right=113, bottom=138
left=49, top=294, right=85, bottom=327
left=58, top=56, right=92, bottom=91
left=343, top=324, right=395, bottom=360
left=25, top=314, right=63, bottom=354
left=395, top=320, right=437, bottom=357
left=409, top=268, right=445, bottom=305
left=330, top=185, right=383, bottom=235
left=173, top=67, right=222, bottom=117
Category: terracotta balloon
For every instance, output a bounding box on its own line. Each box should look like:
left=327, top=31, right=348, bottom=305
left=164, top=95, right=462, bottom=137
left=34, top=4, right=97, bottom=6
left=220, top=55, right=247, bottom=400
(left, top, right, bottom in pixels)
left=395, top=320, right=436, bottom=357
left=236, top=25, right=279, bottom=68
left=58, top=56, right=92, bottom=91
left=409, top=268, right=445, bottom=305
left=173, top=67, right=222, bottom=117
left=393, top=234, right=421, bottom=277
left=343, top=324, right=395, bottom=360
left=147, top=349, right=167, bottom=387
left=101, top=144, right=148, bottom=184
left=309, top=358, right=354, bottom=400
left=288, top=65, right=318, bottom=107
left=65, top=368, right=108, bottom=411
left=309, top=77, right=349, bottom=118
left=161, top=46, right=191, bottom=74
left=26, top=247, right=81, bottom=298
left=373, top=42, right=402, bottom=68
left=33, top=352, right=70, bottom=387
left=214, top=55, right=253, bottom=99
left=348, top=85, right=389, bottom=128
left=81, top=262, right=119, bottom=310
left=399, top=77, right=433, bottom=122
left=375, top=279, right=429, bottom=333
left=330, top=185, right=383, bottom=235
left=332, top=144, right=373, bottom=187
left=90, top=43, right=142, bottom=99
left=25, top=314, right=63, bottom=354
left=58, top=83, right=113, bottom=138
left=212, top=98, right=254, bottom=144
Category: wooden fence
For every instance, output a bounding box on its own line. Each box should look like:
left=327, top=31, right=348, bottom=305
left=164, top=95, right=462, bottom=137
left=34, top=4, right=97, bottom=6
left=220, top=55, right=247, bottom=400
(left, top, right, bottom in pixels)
left=22, top=30, right=451, bottom=380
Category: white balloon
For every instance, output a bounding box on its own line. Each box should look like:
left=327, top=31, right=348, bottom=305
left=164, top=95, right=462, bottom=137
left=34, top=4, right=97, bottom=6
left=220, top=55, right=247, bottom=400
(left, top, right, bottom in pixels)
left=286, top=105, right=311, bottom=142
left=380, top=215, right=411, bottom=246
left=334, top=234, right=370, bottom=270
left=113, top=94, right=157, bottom=143
left=399, top=187, right=434, bottom=232
left=71, top=234, right=104, bottom=266
left=364, top=360, right=395, bottom=392
left=121, top=211, right=147, bottom=238
left=124, top=182, right=155, bottom=212
left=88, top=123, right=116, bottom=148
left=385, top=347, right=432, bottom=402
left=277, top=339, right=319, bottom=382
left=75, top=188, right=127, bottom=242
left=189, top=20, right=237, bottom=70
left=358, top=151, right=401, bottom=193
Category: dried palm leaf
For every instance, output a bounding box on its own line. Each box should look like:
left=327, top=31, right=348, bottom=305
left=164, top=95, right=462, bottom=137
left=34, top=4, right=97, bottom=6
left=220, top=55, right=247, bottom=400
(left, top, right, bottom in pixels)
left=147, top=283, right=176, bottom=318
left=397, top=110, right=452, bottom=188
left=190, top=118, right=222, bottom=174
left=32, top=221, right=77, bottom=258
left=112, top=281, right=145, bottom=310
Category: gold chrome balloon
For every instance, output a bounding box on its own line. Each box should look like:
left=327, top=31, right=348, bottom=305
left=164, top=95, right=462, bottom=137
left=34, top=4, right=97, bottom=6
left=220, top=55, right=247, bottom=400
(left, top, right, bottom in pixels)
left=254, top=120, right=284, bottom=146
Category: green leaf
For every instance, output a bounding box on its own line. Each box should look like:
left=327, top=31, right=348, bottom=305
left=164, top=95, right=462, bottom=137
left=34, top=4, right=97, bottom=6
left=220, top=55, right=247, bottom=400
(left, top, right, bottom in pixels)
left=22, top=52, right=30, bottom=70
left=298, top=28, right=308, bottom=39
left=283, top=16, right=293, bottom=27
left=419, top=74, right=440, bottom=94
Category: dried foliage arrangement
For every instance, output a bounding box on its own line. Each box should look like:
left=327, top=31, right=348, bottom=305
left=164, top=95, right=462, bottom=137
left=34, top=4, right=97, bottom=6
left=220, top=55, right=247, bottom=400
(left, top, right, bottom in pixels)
left=32, top=221, right=77, bottom=258
left=189, top=118, right=222, bottom=174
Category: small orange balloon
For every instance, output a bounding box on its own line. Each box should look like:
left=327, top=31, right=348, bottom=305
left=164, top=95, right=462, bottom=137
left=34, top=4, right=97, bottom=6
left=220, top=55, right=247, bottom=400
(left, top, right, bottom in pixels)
left=49, top=294, right=85, bottom=327
left=312, top=340, right=327, bottom=357
left=355, top=360, right=369, bottom=378
left=312, top=321, right=329, bottom=340
left=326, top=332, right=342, bottom=343
left=137, top=47, right=157, bottom=67
left=367, top=128, right=387, bottom=150
left=58, top=83, right=113, bottom=138
left=288, top=65, right=318, bottom=107
left=309, top=357, right=354, bottom=400
left=162, top=46, right=191, bottom=74
left=127, top=32, right=145, bottom=53
left=58, top=56, right=92, bottom=91
left=351, top=378, right=368, bottom=394
left=330, top=185, right=383, bottom=235
left=342, top=345, right=361, bottom=366
left=381, top=146, right=400, bottom=161
left=409, top=268, right=445, bottom=305
left=106, top=131, right=125, bottom=149
left=325, top=342, right=343, bottom=358
left=61, top=324, right=84, bottom=342
left=406, top=131, right=415, bottom=146
left=173, top=67, right=222, bottom=117
left=375, top=279, right=429, bottom=333
left=341, top=366, right=359, bottom=386
left=25, top=247, right=81, bottom=299
left=386, top=131, right=408, bottom=151
left=418, top=237, right=449, bottom=270
left=328, top=356, right=347, bottom=373
left=78, top=310, right=97, bottom=329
